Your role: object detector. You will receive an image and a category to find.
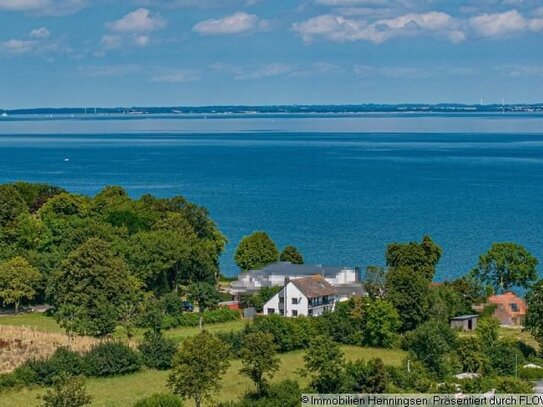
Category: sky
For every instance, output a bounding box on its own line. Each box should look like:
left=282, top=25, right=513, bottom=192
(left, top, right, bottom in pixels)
left=1, top=0, right=543, bottom=108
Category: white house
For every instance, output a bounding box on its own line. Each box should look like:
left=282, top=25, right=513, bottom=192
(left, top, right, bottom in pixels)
left=262, top=275, right=338, bottom=317
left=229, top=261, right=361, bottom=297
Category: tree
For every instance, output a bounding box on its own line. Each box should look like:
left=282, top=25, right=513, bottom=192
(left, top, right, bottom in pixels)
left=279, top=246, right=304, bottom=264
left=385, top=266, right=431, bottom=332
left=49, top=238, right=134, bottom=336
left=188, top=282, right=221, bottom=329
left=234, top=232, right=278, bottom=272
left=364, top=266, right=387, bottom=299
left=386, top=235, right=442, bottom=281
left=526, top=280, right=543, bottom=352
left=302, top=335, right=345, bottom=393
left=117, top=277, right=146, bottom=341
left=239, top=332, right=280, bottom=394
left=0, top=256, right=41, bottom=313
left=473, top=243, right=538, bottom=292
left=168, top=331, right=230, bottom=407
left=40, top=375, right=92, bottom=407
left=456, top=337, right=485, bottom=373
left=407, top=321, right=457, bottom=379
left=344, top=358, right=387, bottom=393
left=362, top=299, right=400, bottom=348
left=0, top=184, right=28, bottom=227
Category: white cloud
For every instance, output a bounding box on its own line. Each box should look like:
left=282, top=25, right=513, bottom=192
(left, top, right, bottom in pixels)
left=470, top=9, right=543, bottom=37
left=211, top=62, right=298, bottom=80
left=293, top=11, right=464, bottom=44
left=193, top=11, right=266, bottom=35
left=0, top=0, right=86, bottom=15
left=107, top=8, right=166, bottom=33
left=77, top=64, right=143, bottom=77
left=30, top=27, right=50, bottom=38
left=354, top=65, right=432, bottom=79
left=151, top=69, right=201, bottom=83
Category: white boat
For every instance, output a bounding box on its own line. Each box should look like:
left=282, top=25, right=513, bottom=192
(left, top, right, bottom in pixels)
left=1, top=112, right=7, bottom=117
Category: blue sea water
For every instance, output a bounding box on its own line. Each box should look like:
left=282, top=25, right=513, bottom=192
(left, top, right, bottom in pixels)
left=0, top=113, right=542, bottom=280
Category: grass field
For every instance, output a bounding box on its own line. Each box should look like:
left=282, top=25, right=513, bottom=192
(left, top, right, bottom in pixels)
left=0, top=312, right=247, bottom=342
left=0, top=345, right=407, bottom=407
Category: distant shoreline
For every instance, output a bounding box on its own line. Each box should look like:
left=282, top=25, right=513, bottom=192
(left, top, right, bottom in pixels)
left=2, top=103, right=543, bottom=116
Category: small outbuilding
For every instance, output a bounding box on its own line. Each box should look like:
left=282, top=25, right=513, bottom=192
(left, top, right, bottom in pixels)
left=450, top=315, right=479, bottom=331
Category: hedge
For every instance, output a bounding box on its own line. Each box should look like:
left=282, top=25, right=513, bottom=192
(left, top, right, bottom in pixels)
left=162, top=307, right=239, bottom=329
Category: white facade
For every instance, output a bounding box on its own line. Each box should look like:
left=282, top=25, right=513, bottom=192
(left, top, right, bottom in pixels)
left=262, top=280, right=336, bottom=317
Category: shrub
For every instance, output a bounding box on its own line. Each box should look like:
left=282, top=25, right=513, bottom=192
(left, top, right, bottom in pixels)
left=217, top=380, right=301, bottom=407
left=16, top=347, right=83, bottom=386
left=139, top=331, right=178, bottom=370
left=161, top=307, right=239, bottom=329
left=519, top=366, right=543, bottom=380
left=161, top=292, right=184, bottom=317
left=0, top=372, right=22, bottom=390
left=133, top=393, right=184, bottom=407
left=82, top=342, right=141, bottom=377
left=247, top=315, right=315, bottom=353
left=216, top=330, right=246, bottom=358
left=40, top=375, right=92, bottom=407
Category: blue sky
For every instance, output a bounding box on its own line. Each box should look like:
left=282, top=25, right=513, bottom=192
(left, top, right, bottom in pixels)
left=1, top=0, right=543, bottom=107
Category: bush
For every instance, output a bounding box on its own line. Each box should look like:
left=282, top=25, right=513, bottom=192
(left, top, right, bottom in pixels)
left=217, top=380, right=301, bottom=407
left=15, top=347, right=83, bottom=386
left=247, top=315, right=316, bottom=353
left=160, top=292, right=184, bottom=317
left=519, top=366, right=543, bottom=380
left=40, top=375, right=92, bottom=407
left=82, top=342, right=141, bottom=377
left=139, top=331, right=178, bottom=370
left=0, top=372, right=22, bottom=390
left=216, top=330, right=246, bottom=358
left=133, top=393, right=184, bottom=407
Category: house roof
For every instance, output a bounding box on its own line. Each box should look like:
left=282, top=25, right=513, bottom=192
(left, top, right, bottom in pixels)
left=248, top=261, right=356, bottom=279
left=334, top=283, right=365, bottom=298
left=291, top=276, right=337, bottom=298
left=450, top=315, right=479, bottom=321
left=487, top=291, right=527, bottom=318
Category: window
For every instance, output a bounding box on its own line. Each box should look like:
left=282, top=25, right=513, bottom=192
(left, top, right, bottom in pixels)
left=292, top=298, right=298, bottom=305
left=292, top=310, right=298, bottom=317
left=267, top=308, right=275, bottom=314
left=510, top=303, right=519, bottom=312
left=279, top=297, right=284, bottom=304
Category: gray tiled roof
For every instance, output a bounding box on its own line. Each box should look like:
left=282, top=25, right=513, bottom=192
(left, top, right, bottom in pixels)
left=291, top=276, right=337, bottom=298
left=248, top=261, right=355, bottom=278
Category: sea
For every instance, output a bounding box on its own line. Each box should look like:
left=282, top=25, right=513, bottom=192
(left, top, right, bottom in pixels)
left=0, top=113, right=542, bottom=280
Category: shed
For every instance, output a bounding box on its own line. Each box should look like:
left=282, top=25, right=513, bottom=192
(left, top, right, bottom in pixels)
left=450, top=315, right=479, bottom=331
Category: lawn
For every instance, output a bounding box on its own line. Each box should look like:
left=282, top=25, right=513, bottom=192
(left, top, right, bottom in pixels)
left=0, top=345, right=407, bottom=407
left=0, top=312, right=247, bottom=343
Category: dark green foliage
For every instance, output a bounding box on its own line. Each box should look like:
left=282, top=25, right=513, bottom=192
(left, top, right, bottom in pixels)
left=247, top=314, right=316, bottom=352
left=168, top=331, right=231, bottom=407
left=456, top=337, right=486, bottom=373
left=361, top=298, right=400, bottom=348
left=239, top=331, right=280, bottom=394
left=429, top=284, right=472, bottom=322
left=473, top=242, right=539, bottom=292
left=386, top=235, right=442, bottom=280
left=405, top=321, right=457, bottom=379
left=279, top=246, right=303, bottom=264
left=493, top=377, right=534, bottom=393
left=16, top=347, right=83, bottom=386
left=133, top=393, right=184, bottom=407
left=234, top=232, right=278, bottom=272
left=12, top=182, right=65, bottom=213
left=0, top=184, right=28, bottom=227
left=386, top=266, right=431, bottom=332
left=303, top=335, right=345, bottom=393
left=519, top=366, right=543, bottom=380
left=316, top=299, right=363, bottom=345
left=139, top=331, right=178, bottom=370
left=343, top=358, right=387, bottom=393
left=241, top=286, right=281, bottom=313
left=526, top=279, right=543, bottom=352
left=161, top=292, right=185, bottom=317
left=188, top=282, right=221, bottom=328
left=40, top=375, right=92, bottom=407
left=82, top=342, right=142, bottom=377
left=220, top=380, right=302, bottom=407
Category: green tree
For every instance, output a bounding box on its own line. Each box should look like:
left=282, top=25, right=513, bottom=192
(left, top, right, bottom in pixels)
left=302, top=335, right=345, bottom=393
left=0, top=256, right=41, bottom=313
left=407, top=321, right=457, bottom=379
left=40, top=375, right=92, bottom=407
left=526, top=279, right=543, bottom=352
left=239, top=332, right=280, bottom=394
left=188, top=282, right=221, bottom=329
left=386, top=235, right=442, bottom=281
left=279, top=246, right=304, bottom=264
left=456, top=337, right=486, bottom=373
left=362, top=298, right=400, bottom=348
left=0, top=184, right=28, bottom=227
left=344, top=358, right=387, bottom=393
left=364, top=266, right=387, bottom=299
left=168, top=331, right=230, bottom=407
left=234, top=232, right=278, bottom=272
left=385, top=266, right=431, bottom=332
left=475, top=317, right=500, bottom=350
left=49, top=238, right=134, bottom=336
left=473, top=243, right=538, bottom=292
